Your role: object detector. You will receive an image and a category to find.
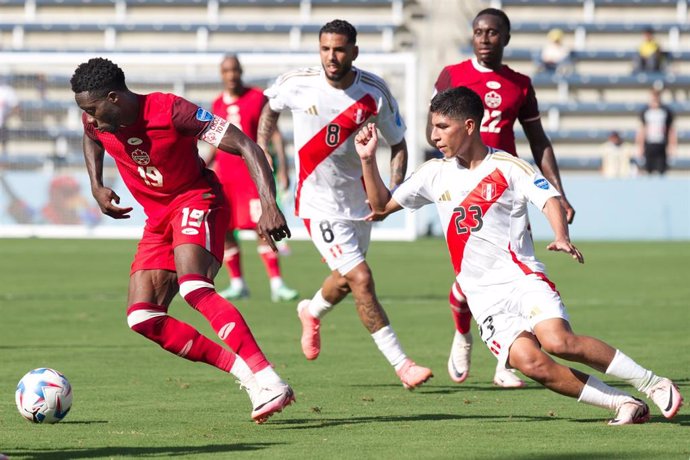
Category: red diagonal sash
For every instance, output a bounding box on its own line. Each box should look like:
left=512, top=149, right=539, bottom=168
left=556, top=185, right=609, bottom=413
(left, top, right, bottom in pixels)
left=446, top=168, right=509, bottom=275
left=295, top=94, right=377, bottom=213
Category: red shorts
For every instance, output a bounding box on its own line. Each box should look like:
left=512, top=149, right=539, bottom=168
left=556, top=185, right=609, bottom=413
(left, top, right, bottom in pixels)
left=216, top=157, right=261, bottom=231
left=130, top=190, right=230, bottom=274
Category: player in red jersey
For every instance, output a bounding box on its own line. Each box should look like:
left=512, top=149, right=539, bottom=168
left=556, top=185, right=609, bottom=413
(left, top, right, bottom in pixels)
left=71, top=58, right=294, bottom=424
left=427, top=8, right=576, bottom=389
left=207, top=54, right=298, bottom=303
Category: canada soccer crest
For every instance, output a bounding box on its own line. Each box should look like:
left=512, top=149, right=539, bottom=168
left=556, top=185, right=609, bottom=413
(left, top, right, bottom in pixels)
left=484, top=90, right=502, bottom=109
left=130, top=148, right=150, bottom=166
left=482, top=183, right=495, bottom=201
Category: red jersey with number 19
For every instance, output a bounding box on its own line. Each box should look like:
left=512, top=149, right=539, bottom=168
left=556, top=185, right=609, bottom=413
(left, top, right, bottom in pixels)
left=82, top=93, right=228, bottom=224
left=433, top=58, right=540, bottom=156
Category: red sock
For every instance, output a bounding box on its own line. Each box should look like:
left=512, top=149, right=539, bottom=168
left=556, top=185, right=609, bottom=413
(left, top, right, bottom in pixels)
left=258, top=244, right=281, bottom=279
left=179, top=274, right=270, bottom=372
left=126, top=302, right=236, bottom=372
left=223, top=246, right=242, bottom=279
left=449, top=282, right=472, bottom=334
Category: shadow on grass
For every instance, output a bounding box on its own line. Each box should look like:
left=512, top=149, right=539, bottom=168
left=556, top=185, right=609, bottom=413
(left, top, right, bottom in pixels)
left=270, top=412, right=558, bottom=429
left=348, top=383, right=543, bottom=393
left=6, top=443, right=281, bottom=459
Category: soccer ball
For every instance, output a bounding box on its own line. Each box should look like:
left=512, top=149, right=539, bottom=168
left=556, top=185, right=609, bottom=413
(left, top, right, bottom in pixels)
left=15, top=368, right=72, bottom=423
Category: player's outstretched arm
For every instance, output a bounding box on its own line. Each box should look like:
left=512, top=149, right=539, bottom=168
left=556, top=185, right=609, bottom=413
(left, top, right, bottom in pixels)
left=523, top=120, right=576, bottom=224
left=355, top=123, right=403, bottom=218
left=218, top=124, right=290, bottom=250
left=542, top=197, right=584, bottom=264
left=82, top=134, right=133, bottom=219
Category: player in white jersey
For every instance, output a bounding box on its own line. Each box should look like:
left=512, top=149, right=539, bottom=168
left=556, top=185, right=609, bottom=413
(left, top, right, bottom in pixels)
left=354, top=86, right=683, bottom=425
left=257, top=20, right=432, bottom=390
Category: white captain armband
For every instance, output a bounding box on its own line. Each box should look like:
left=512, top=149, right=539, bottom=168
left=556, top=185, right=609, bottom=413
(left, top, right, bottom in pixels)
left=199, top=114, right=230, bottom=147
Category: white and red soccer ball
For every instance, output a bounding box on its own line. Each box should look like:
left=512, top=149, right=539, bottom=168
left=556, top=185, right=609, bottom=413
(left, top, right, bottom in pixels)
left=15, top=368, right=72, bottom=423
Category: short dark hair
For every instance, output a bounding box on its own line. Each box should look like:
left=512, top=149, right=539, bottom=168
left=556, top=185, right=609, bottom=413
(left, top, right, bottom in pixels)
left=319, top=19, right=357, bottom=44
left=70, top=57, right=127, bottom=97
left=474, top=8, right=511, bottom=34
left=429, top=87, right=485, bottom=124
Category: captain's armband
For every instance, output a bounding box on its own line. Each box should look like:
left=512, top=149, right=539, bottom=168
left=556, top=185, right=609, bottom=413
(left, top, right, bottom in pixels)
left=199, top=115, right=230, bottom=147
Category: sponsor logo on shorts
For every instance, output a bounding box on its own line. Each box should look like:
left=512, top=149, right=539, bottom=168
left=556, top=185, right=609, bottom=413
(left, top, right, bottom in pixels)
left=486, top=81, right=501, bottom=90
left=181, top=228, right=199, bottom=235
left=130, top=148, right=150, bottom=165
left=195, top=107, right=214, bottom=122
left=127, top=137, right=143, bottom=145
left=534, top=178, right=549, bottom=189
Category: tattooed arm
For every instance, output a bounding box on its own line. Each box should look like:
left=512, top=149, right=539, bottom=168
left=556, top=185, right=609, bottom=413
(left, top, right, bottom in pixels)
left=389, top=138, right=408, bottom=190
left=257, top=103, right=281, bottom=156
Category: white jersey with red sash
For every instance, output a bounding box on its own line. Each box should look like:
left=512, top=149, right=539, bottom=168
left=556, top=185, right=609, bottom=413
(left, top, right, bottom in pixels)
left=392, top=149, right=560, bottom=299
left=265, top=66, right=406, bottom=220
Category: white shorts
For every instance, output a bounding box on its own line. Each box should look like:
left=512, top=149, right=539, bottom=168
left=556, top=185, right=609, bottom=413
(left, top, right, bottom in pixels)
left=305, top=218, right=371, bottom=275
left=469, top=274, right=569, bottom=367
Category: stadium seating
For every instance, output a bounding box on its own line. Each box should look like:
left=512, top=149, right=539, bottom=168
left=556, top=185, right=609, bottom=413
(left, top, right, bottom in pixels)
left=1, top=0, right=690, bottom=170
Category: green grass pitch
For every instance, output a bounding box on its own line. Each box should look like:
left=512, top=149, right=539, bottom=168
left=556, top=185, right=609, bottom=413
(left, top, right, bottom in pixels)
left=0, top=238, right=688, bottom=459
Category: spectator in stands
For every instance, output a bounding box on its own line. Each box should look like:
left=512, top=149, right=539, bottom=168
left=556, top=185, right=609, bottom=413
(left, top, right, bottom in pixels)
left=0, top=77, right=19, bottom=156
left=539, top=28, right=571, bottom=75
left=427, top=7, right=575, bottom=389
left=633, top=27, right=664, bottom=73
left=601, top=131, right=636, bottom=179
left=206, top=54, right=298, bottom=303
left=635, top=89, right=676, bottom=175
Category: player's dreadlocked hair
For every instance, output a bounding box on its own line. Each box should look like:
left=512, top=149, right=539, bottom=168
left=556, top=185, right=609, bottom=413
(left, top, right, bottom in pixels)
left=474, top=8, right=511, bottom=34
left=70, top=57, right=127, bottom=97
left=430, top=87, right=484, bottom=124
left=319, top=19, right=357, bottom=44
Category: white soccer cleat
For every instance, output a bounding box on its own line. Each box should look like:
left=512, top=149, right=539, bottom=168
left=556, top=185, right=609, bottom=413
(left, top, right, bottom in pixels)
left=646, top=377, right=683, bottom=419
left=248, top=382, right=295, bottom=424
left=493, top=364, right=526, bottom=388
left=608, top=398, right=650, bottom=426
left=447, top=331, right=472, bottom=383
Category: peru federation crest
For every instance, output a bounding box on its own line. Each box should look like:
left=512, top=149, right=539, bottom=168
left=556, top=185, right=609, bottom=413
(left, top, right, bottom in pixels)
left=482, top=183, right=495, bottom=201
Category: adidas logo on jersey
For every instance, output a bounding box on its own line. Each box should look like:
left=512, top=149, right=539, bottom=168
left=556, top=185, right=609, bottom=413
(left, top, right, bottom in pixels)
left=305, top=105, right=318, bottom=115
left=438, top=191, right=451, bottom=202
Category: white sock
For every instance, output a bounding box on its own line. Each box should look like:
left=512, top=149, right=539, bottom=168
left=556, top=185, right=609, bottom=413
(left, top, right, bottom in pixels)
left=577, top=375, right=634, bottom=410
left=229, top=356, right=256, bottom=390
left=307, top=289, right=335, bottom=319
left=270, top=277, right=284, bottom=291
left=230, top=278, right=245, bottom=290
left=254, top=366, right=283, bottom=387
left=606, top=350, right=658, bottom=393
left=371, top=325, right=407, bottom=370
